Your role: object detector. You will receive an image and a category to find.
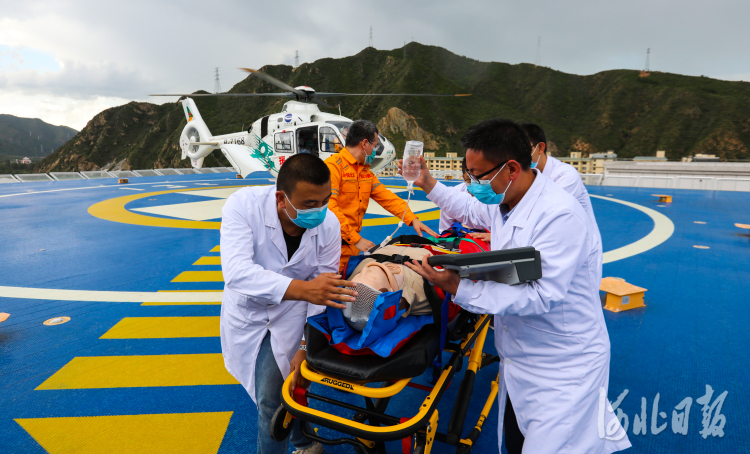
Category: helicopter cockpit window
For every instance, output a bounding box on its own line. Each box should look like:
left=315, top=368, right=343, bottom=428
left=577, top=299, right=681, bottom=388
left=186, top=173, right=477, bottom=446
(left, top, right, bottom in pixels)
left=274, top=131, right=294, bottom=152
left=319, top=126, right=342, bottom=153
left=325, top=121, right=351, bottom=143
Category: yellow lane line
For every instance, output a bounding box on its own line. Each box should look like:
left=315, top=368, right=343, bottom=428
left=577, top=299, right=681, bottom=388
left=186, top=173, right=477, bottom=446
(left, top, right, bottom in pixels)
left=193, top=256, right=221, bottom=266
left=16, top=412, right=233, bottom=454
left=100, top=317, right=219, bottom=339
left=171, top=271, right=224, bottom=282
left=36, top=353, right=237, bottom=389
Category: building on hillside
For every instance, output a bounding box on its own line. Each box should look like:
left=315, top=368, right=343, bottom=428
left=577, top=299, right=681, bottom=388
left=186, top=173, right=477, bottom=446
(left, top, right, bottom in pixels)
left=558, top=151, right=592, bottom=174
left=424, top=152, right=463, bottom=172
left=682, top=154, right=721, bottom=162
left=634, top=150, right=668, bottom=162
left=589, top=152, right=617, bottom=174
left=377, top=161, right=398, bottom=177
left=16, top=157, right=32, bottom=164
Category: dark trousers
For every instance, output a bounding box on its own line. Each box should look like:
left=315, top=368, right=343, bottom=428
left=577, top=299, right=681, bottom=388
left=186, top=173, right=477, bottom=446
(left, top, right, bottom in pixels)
left=504, top=394, right=525, bottom=454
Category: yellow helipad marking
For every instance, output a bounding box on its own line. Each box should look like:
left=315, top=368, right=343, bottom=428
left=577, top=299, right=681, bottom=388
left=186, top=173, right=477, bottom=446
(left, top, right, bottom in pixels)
left=194, top=256, right=222, bottom=266
left=88, top=184, right=437, bottom=229
left=16, top=411, right=232, bottom=454
left=363, top=209, right=440, bottom=226
left=172, top=271, right=224, bottom=282
left=365, top=199, right=437, bottom=217
left=87, top=185, right=257, bottom=230
left=210, top=245, right=220, bottom=252
left=694, top=221, right=706, bottom=224
left=37, top=353, right=237, bottom=389
left=693, top=245, right=710, bottom=249
left=101, top=317, right=219, bottom=339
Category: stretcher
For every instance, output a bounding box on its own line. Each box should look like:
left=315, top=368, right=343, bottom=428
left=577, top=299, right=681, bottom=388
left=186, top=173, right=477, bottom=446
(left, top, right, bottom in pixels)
left=272, top=239, right=541, bottom=454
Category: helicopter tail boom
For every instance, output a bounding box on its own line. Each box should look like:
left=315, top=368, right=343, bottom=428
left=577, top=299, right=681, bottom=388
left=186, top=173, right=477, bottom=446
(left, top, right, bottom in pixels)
left=178, top=99, right=214, bottom=168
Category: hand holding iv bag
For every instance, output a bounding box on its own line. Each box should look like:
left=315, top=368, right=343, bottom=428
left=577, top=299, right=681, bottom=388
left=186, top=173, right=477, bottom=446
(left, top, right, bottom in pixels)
left=402, top=140, right=423, bottom=193
left=370, top=140, right=425, bottom=253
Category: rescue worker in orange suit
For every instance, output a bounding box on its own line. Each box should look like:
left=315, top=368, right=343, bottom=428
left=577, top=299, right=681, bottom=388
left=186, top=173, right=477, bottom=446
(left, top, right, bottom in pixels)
left=325, top=120, right=437, bottom=273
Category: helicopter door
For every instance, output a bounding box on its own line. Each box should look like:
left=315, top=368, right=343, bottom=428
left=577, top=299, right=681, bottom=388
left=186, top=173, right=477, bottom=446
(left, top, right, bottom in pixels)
left=319, top=126, right=342, bottom=154
left=274, top=131, right=295, bottom=155
left=296, top=126, right=319, bottom=157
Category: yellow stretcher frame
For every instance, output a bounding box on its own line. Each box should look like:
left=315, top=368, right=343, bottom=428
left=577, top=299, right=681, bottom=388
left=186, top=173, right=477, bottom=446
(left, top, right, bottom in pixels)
left=276, top=314, right=499, bottom=453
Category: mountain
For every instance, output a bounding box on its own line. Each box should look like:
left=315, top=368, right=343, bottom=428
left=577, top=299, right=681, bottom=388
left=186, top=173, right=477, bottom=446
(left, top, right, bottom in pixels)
left=0, top=115, right=78, bottom=159
left=35, top=42, right=750, bottom=173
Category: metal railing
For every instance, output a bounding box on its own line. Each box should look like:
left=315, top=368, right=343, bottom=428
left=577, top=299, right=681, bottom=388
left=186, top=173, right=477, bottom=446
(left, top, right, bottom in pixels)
left=0, top=174, right=19, bottom=184
left=3, top=167, right=238, bottom=183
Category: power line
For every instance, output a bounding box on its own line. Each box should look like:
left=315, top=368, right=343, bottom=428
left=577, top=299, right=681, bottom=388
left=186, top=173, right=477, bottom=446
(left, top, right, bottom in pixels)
left=369, top=26, right=373, bottom=48
left=214, top=67, right=222, bottom=94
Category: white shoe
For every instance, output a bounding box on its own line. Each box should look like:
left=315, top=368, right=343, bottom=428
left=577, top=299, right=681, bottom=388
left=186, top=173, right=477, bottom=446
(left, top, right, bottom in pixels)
left=293, top=441, right=323, bottom=454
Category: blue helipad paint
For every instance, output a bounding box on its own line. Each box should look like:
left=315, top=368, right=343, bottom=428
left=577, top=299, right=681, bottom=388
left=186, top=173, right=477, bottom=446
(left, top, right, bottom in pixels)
left=1, top=173, right=748, bottom=453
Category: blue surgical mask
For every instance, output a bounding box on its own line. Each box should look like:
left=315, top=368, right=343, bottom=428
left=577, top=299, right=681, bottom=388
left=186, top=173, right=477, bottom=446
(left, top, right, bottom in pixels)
left=284, top=194, right=328, bottom=229
left=467, top=163, right=513, bottom=205
left=530, top=144, right=541, bottom=169
left=364, top=140, right=377, bottom=165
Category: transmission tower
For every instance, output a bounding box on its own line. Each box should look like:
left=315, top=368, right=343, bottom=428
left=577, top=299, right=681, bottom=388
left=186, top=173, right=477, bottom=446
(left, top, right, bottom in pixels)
left=535, top=36, right=541, bottom=66
left=369, top=26, right=373, bottom=48
left=214, top=67, right=222, bottom=94
left=645, top=48, right=650, bottom=72
left=295, top=50, right=299, bottom=68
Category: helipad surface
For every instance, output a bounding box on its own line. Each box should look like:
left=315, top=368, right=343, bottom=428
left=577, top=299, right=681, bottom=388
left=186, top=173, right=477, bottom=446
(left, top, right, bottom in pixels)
left=1, top=171, right=748, bottom=453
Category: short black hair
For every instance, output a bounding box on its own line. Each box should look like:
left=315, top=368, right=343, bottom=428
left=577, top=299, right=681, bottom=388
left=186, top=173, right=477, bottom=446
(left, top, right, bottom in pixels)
left=461, top=156, right=467, bottom=174
left=519, top=123, right=547, bottom=154
left=460, top=119, right=532, bottom=170
left=345, top=120, right=379, bottom=148
left=276, top=153, right=331, bottom=195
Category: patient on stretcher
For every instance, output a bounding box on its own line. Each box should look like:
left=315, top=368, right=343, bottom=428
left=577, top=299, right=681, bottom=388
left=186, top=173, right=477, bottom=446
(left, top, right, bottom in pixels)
left=343, top=245, right=435, bottom=331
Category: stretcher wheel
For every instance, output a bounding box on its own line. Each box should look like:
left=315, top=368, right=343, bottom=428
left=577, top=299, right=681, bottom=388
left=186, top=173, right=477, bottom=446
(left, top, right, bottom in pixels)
left=270, top=406, right=293, bottom=441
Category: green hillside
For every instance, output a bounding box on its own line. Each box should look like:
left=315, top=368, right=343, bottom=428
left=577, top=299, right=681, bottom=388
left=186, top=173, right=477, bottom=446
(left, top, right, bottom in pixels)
left=0, top=115, right=77, bottom=159
left=35, top=43, right=750, bottom=172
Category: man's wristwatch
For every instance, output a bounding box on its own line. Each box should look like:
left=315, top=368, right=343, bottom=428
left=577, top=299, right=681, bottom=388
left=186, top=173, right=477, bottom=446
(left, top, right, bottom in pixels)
left=298, top=344, right=307, bottom=352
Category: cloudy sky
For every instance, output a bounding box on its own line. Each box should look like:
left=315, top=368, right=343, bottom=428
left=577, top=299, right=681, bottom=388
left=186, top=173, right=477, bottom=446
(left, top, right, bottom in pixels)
left=1, top=0, right=748, bottom=130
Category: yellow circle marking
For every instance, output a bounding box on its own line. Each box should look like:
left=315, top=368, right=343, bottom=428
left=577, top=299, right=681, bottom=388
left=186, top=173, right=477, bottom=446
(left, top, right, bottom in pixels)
left=88, top=185, right=257, bottom=230
left=44, top=316, right=71, bottom=326
left=89, top=184, right=439, bottom=229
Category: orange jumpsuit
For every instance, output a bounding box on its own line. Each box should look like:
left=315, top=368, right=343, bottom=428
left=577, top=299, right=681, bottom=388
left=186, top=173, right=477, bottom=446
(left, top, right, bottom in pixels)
left=325, top=148, right=417, bottom=273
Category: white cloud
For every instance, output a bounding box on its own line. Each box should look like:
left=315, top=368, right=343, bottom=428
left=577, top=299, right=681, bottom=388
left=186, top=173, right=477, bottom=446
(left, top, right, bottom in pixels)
left=1, top=0, right=749, bottom=129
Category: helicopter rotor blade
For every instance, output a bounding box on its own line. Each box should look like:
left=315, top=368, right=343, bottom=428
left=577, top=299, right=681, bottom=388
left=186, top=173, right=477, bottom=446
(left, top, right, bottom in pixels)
left=239, top=68, right=306, bottom=97
left=312, top=97, right=333, bottom=108
left=314, top=93, right=472, bottom=97
left=150, top=93, right=296, bottom=97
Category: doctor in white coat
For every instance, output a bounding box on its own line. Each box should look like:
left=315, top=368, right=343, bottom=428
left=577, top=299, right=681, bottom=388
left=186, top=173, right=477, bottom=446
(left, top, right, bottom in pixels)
left=403, top=119, right=630, bottom=454
left=220, top=153, right=357, bottom=454
left=520, top=123, right=604, bottom=283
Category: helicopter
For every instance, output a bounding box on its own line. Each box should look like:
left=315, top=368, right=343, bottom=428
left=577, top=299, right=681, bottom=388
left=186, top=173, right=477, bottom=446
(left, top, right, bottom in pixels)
left=152, top=68, right=470, bottom=178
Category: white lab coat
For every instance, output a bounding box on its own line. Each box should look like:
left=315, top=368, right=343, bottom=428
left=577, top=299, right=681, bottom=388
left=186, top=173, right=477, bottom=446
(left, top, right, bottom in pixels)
left=438, top=182, right=469, bottom=232
left=543, top=155, right=603, bottom=283
left=428, top=171, right=630, bottom=454
left=219, top=185, right=340, bottom=403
